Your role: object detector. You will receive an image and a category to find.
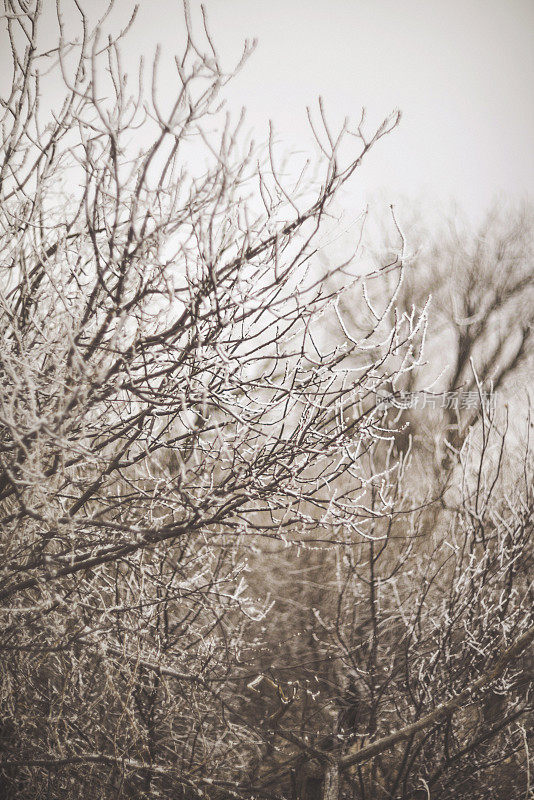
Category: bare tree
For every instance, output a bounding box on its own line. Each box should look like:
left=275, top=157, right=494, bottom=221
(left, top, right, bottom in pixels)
left=0, top=2, right=418, bottom=798
left=228, top=206, right=534, bottom=799
left=226, top=400, right=533, bottom=800
left=371, top=203, right=534, bottom=460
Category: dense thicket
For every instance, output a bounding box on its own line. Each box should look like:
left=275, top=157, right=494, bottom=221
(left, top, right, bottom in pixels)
left=0, top=3, right=532, bottom=799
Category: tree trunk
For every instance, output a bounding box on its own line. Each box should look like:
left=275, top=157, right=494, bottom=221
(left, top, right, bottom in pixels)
left=321, top=762, right=340, bottom=800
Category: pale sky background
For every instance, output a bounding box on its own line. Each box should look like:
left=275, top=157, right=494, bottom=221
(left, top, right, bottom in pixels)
left=134, top=0, right=534, bottom=222
left=2, top=0, right=533, bottom=222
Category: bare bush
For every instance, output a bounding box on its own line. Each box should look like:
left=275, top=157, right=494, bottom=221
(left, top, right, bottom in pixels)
left=0, top=2, right=409, bottom=797
left=0, top=3, right=532, bottom=800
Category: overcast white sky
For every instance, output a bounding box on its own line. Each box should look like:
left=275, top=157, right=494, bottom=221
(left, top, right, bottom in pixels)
left=132, top=0, right=534, bottom=221
left=3, top=0, right=532, bottom=222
